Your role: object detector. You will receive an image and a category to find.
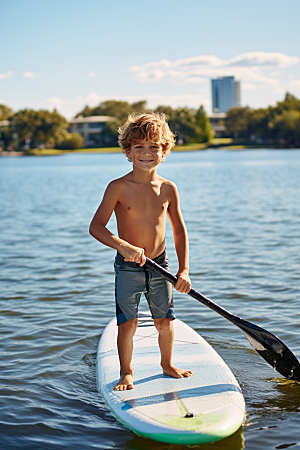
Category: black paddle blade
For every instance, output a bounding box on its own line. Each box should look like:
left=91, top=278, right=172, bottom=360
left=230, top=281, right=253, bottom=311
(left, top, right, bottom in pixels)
left=144, top=257, right=300, bottom=381
left=234, top=317, right=300, bottom=381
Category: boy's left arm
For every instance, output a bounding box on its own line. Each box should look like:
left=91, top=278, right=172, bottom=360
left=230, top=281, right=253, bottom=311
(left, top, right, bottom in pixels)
left=167, top=183, right=191, bottom=294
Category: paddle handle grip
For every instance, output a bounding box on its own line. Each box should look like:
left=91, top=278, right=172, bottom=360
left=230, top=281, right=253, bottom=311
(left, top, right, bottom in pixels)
left=145, top=257, right=236, bottom=324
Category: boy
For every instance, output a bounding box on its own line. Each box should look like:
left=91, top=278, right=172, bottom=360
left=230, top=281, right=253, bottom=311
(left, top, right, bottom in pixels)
left=89, top=112, right=192, bottom=391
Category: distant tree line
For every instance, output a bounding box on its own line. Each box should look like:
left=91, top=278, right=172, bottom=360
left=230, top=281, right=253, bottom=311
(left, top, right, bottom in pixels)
left=0, top=107, right=84, bottom=151
left=226, top=93, right=300, bottom=146
left=0, top=100, right=212, bottom=151
left=75, top=100, right=213, bottom=146
left=1, top=93, right=300, bottom=151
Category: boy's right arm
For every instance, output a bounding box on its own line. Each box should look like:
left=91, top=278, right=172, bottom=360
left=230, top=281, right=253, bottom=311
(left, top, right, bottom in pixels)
left=89, top=181, right=146, bottom=265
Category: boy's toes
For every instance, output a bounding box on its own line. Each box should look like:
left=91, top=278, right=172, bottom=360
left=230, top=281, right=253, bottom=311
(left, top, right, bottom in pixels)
left=114, top=383, right=134, bottom=391
left=113, top=374, right=134, bottom=391
left=183, top=370, right=193, bottom=377
left=173, top=372, right=184, bottom=378
left=163, top=365, right=193, bottom=379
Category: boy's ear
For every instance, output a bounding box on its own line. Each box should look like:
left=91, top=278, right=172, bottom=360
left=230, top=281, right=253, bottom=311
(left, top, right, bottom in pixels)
left=125, top=149, right=132, bottom=162
left=160, top=149, right=167, bottom=163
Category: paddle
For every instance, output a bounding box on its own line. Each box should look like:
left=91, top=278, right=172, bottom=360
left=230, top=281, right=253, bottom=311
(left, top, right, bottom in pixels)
left=144, top=257, right=300, bottom=381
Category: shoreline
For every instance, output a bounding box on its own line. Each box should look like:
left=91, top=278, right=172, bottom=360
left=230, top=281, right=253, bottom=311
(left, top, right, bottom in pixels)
left=1, top=140, right=299, bottom=157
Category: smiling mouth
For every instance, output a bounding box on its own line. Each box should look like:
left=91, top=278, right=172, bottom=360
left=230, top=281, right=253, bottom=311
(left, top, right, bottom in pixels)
left=139, top=159, right=153, bottom=163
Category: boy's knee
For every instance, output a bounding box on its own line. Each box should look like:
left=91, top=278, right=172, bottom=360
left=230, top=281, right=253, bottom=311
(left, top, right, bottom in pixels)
left=154, top=317, right=173, bottom=333
left=118, top=318, right=138, bottom=335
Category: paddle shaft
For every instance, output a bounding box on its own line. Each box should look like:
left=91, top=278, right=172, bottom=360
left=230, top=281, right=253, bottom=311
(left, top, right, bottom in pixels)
left=144, top=257, right=300, bottom=381
left=145, top=257, right=237, bottom=325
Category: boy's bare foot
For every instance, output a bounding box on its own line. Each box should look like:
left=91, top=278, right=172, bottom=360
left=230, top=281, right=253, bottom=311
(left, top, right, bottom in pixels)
left=162, top=364, right=193, bottom=378
left=114, top=374, right=134, bottom=391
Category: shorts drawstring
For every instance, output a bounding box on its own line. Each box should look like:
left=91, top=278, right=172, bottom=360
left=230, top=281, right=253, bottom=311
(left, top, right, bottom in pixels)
left=143, top=266, right=150, bottom=293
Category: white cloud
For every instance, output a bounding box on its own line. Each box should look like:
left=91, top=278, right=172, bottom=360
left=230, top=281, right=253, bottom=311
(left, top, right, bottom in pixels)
left=139, top=93, right=210, bottom=110
left=44, top=97, right=64, bottom=109
left=84, top=92, right=102, bottom=105
left=287, top=80, right=300, bottom=92
left=226, top=52, right=299, bottom=68
left=242, top=83, right=257, bottom=91
left=0, top=71, right=13, bottom=80
left=128, top=51, right=300, bottom=89
left=23, top=71, right=36, bottom=78
left=43, top=92, right=103, bottom=119
left=88, top=71, right=96, bottom=78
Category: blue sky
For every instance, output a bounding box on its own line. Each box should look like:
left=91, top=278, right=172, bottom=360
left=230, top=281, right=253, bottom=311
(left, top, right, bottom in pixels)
left=1, top=0, right=300, bottom=119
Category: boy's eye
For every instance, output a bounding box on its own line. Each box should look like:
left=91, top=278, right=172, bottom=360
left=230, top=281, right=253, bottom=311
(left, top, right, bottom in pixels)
left=133, top=144, right=160, bottom=150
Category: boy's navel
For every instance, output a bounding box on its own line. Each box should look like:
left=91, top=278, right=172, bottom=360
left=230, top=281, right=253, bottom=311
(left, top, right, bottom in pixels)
left=128, top=207, right=131, bottom=210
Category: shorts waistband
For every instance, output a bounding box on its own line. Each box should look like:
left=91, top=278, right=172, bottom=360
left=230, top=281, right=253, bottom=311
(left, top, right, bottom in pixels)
left=116, top=249, right=166, bottom=266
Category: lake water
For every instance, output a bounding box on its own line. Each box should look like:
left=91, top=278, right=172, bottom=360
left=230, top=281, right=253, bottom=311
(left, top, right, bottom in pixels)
left=1, top=149, right=300, bottom=450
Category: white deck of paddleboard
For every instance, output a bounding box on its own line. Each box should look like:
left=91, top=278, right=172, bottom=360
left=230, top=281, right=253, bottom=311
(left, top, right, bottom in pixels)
left=97, top=313, right=245, bottom=445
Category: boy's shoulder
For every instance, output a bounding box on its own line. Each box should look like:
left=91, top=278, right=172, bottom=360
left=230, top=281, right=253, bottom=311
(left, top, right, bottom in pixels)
left=158, top=175, right=177, bottom=190
left=107, top=173, right=132, bottom=188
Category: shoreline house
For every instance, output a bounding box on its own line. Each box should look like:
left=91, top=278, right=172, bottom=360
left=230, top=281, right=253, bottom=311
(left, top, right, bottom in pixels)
left=208, top=113, right=227, bottom=138
left=69, top=115, right=116, bottom=147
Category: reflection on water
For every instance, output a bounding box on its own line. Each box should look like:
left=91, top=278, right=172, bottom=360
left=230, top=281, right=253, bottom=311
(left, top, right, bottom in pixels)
left=250, top=378, right=300, bottom=415
left=0, top=150, right=300, bottom=449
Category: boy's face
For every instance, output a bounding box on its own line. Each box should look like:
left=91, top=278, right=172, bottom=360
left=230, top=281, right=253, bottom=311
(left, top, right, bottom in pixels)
left=126, top=141, right=165, bottom=170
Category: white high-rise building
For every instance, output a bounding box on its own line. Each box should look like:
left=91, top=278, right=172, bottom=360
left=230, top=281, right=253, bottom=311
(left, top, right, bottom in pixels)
left=211, top=76, right=241, bottom=113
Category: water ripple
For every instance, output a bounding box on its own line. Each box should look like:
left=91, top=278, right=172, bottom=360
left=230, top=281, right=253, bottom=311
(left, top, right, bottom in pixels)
left=1, top=150, right=300, bottom=449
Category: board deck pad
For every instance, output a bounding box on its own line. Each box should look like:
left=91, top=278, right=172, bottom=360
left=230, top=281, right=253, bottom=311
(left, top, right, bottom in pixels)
left=97, top=313, right=245, bottom=445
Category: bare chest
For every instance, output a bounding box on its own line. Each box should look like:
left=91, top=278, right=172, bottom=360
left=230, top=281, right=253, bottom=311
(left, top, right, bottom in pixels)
left=116, top=183, right=169, bottom=220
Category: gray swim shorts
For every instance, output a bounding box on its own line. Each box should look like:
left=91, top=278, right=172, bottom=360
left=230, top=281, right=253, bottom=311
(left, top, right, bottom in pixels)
left=114, top=250, right=175, bottom=325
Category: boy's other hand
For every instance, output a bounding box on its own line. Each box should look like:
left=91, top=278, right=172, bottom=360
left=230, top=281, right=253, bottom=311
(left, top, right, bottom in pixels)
left=121, top=245, right=146, bottom=267
left=175, top=270, right=191, bottom=294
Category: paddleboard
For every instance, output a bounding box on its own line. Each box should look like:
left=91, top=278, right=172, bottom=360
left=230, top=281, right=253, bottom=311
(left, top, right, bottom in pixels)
left=96, top=313, right=245, bottom=445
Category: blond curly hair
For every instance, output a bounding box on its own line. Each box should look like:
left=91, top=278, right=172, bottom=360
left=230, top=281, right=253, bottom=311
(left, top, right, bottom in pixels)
left=118, top=112, right=176, bottom=160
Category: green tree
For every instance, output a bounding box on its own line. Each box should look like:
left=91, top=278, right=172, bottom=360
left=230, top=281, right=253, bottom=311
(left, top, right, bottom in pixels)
left=167, top=108, right=199, bottom=144
left=77, top=105, right=94, bottom=117
left=195, top=105, right=213, bottom=142
left=131, top=101, right=147, bottom=114
left=0, top=124, right=13, bottom=150
left=157, top=105, right=212, bottom=144
left=275, top=92, right=300, bottom=114
left=156, top=105, right=174, bottom=120
left=273, top=110, right=300, bottom=145
left=13, top=109, right=69, bottom=149
left=226, top=107, right=252, bottom=138
left=58, top=132, right=84, bottom=149
left=0, top=104, right=13, bottom=120
left=247, top=108, right=270, bottom=140
left=0, top=104, right=13, bottom=150
left=91, top=101, right=131, bottom=121
left=75, top=100, right=145, bottom=122
left=101, top=121, right=120, bottom=146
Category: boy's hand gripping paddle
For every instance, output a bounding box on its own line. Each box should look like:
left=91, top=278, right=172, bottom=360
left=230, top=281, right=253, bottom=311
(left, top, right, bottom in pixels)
left=145, top=257, right=300, bottom=381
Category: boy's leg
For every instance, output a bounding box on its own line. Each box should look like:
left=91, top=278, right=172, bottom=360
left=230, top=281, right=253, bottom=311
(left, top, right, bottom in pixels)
left=114, top=318, right=138, bottom=391
left=153, top=318, right=193, bottom=378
